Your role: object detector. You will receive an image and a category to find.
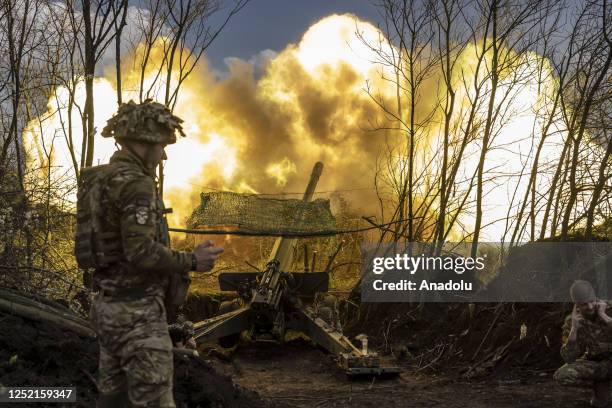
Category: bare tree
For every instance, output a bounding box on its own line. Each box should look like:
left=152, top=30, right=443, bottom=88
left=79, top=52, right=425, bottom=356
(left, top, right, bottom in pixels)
left=470, top=0, right=548, bottom=256
left=558, top=0, right=611, bottom=239
left=366, top=0, right=597, bottom=252
left=364, top=0, right=439, bottom=245
left=72, top=0, right=127, bottom=169
left=120, top=0, right=249, bottom=196
left=584, top=97, right=612, bottom=239
left=0, top=0, right=46, bottom=189
left=112, top=0, right=129, bottom=104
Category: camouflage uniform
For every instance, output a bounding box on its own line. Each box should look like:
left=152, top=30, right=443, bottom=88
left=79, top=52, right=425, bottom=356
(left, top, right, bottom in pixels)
left=314, top=293, right=342, bottom=331
left=82, top=101, right=193, bottom=408
left=554, top=303, right=612, bottom=388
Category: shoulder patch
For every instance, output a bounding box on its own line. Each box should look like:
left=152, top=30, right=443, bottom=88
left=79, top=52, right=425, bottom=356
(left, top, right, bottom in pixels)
left=135, top=206, right=149, bottom=224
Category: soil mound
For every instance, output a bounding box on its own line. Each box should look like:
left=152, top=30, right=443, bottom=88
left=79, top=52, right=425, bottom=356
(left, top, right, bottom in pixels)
left=0, top=311, right=275, bottom=407
left=347, top=301, right=567, bottom=379
left=346, top=240, right=594, bottom=378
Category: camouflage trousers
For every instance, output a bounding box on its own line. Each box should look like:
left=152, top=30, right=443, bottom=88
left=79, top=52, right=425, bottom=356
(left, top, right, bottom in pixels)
left=90, top=291, right=175, bottom=407
left=554, top=359, right=612, bottom=387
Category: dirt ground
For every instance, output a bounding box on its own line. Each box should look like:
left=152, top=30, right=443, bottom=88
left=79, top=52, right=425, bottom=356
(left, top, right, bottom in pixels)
left=0, top=301, right=597, bottom=408
left=204, top=339, right=592, bottom=408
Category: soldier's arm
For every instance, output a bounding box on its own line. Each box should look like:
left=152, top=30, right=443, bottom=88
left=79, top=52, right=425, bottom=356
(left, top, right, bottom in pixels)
left=597, top=301, right=612, bottom=327
left=118, top=175, right=193, bottom=275
left=560, top=314, right=582, bottom=363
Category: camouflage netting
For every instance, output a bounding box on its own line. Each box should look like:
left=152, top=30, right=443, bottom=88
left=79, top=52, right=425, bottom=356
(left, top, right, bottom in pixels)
left=187, top=192, right=337, bottom=235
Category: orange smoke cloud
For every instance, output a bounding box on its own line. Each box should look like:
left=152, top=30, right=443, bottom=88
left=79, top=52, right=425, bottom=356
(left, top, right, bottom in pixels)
left=158, top=14, right=403, bottom=227
left=23, top=13, right=563, bottom=242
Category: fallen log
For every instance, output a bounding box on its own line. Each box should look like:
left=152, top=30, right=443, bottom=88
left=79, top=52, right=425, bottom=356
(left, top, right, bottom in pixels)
left=0, top=288, right=95, bottom=338
left=0, top=288, right=203, bottom=359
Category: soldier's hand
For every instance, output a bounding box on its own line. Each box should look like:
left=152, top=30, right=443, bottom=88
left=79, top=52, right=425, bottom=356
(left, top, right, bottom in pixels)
left=193, top=240, right=224, bottom=272
left=596, top=300, right=608, bottom=316
left=571, top=305, right=583, bottom=330
left=596, top=300, right=612, bottom=325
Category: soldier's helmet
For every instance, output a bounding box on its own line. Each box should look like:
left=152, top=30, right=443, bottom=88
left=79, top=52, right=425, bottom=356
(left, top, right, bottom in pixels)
left=570, top=280, right=596, bottom=303
left=101, top=99, right=185, bottom=144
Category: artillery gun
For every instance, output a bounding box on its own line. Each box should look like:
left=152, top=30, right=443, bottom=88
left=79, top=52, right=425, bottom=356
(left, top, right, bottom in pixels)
left=192, top=162, right=399, bottom=376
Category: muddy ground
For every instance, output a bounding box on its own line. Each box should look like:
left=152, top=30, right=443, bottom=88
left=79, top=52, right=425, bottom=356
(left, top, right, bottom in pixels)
left=0, top=305, right=596, bottom=408
left=207, top=340, right=592, bottom=408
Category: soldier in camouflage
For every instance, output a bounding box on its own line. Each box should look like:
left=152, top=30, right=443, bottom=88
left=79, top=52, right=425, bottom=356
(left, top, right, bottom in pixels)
left=314, top=293, right=342, bottom=332
left=81, top=100, right=223, bottom=407
left=554, top=280, right=612, bottom=407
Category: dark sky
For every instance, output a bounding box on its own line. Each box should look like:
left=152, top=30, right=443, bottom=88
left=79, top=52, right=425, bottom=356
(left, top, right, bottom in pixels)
left=205, top=0, right=383, bottom=71
left=203, top=0, right=583, bottom=73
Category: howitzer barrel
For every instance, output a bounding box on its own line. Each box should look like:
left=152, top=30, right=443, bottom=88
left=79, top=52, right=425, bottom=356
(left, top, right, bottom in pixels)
left=268, top=162, right=324, bottom=272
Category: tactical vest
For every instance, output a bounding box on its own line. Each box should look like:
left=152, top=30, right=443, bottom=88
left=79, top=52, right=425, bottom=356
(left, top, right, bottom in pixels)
left=75, top=165, right=123, bottom=270
left=75, top=163, right=190, bottom=319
